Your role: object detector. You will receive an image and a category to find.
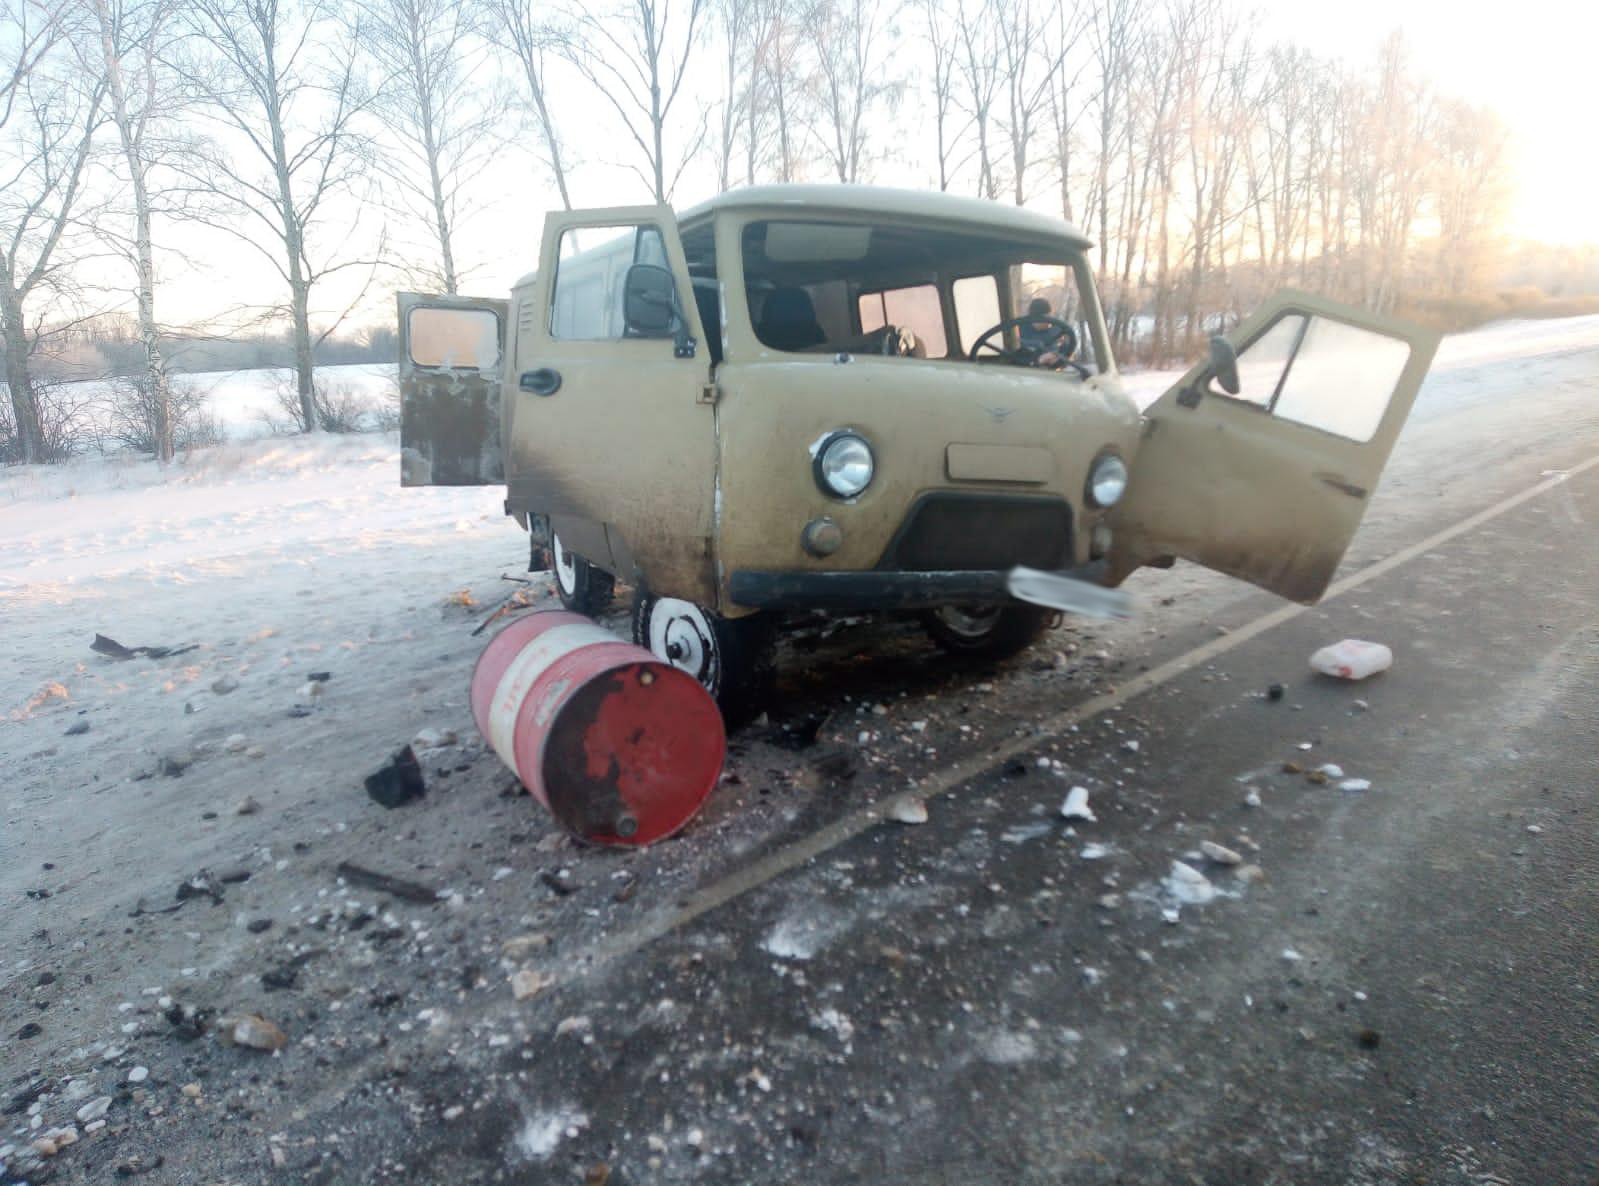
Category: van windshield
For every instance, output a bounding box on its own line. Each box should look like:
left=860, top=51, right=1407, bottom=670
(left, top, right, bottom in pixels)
left=738, top=219, right=1109, bottom=374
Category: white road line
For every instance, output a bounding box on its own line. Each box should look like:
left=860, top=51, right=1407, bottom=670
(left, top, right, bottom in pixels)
left=568, top=453, right=1599, bottom=982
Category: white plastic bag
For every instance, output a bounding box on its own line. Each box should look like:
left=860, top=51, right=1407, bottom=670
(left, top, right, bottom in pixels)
left=1309, top=639, right=1392, bottom=681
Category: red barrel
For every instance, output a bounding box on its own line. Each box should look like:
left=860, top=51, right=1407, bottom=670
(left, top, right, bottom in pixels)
left=470, top=611, right=725, bottom=845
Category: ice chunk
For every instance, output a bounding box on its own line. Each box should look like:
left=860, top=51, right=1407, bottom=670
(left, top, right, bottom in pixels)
left=1059, top=786, right=1096, bottom=822
left=1164, top=860, right=1216, bottom=905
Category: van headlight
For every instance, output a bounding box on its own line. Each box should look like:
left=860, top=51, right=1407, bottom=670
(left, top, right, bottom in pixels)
left=814, top=431, right=874, bottom=499
left=1086, top=453, right=1128, bottom=508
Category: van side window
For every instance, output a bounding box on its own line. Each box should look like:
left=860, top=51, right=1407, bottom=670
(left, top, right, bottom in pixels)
left=550, top=224, right=673, bottom=340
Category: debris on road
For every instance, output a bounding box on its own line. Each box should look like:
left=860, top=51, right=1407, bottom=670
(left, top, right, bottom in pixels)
left=159, top=751, right=195, bottom=778
left=1059, top=785, right=1096, bottom=822
left=1200, top=840, right=1242, bottom=866
left=1339, top=778, right=1373, bottom=792
left=176, top=870, right=224, bottom=906
left=510, top=968, right=553, bottom=1000
left=64, top=719, right=89, bottom=735
left=364, top=745, right=426, bottom=808
left=217, top=1013, right=288, bottom=1052
left=886, top=794, right=929, bottom=825
left=334, top=861, right=440, bottom=903
left=90, top=633, right=198, bottom=661
left=1164, top=860, right=1217, bottom=906
left=1309, top=639, right=1393, bottom=680
left=412, top=727, right=458, bottom=751
left=1266, top=683, right=1285, bottom=701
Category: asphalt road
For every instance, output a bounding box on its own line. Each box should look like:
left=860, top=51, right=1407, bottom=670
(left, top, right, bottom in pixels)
left=396, top=457, right=1599, bottom=1186
left=4, top=330, right=1595, bottom=1186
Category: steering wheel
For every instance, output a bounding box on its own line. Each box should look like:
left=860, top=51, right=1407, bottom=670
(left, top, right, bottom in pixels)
left=968, top=316, right=1082, bottom=374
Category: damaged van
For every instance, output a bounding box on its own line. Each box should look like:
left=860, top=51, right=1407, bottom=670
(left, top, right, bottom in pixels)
left=399, top=185, right=1438, bottom=712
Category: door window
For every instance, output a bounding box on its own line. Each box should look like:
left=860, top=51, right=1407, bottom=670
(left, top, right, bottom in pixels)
left=407, top=306, right=500, bottom=369
left=953, top=275, right=1002, bottom=355
left=550, top=224, right=671, bottom=339
left=857, top=284, right=948, bottom=356
left=1216, top=313, right=1413, bottom=442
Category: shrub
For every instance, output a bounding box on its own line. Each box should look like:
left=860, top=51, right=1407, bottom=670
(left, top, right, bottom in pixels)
left=261, top=377, right=388, bottom=434
left=104, top=374, right=225, bottom=456
left=0, top=381, right=98, bottom=464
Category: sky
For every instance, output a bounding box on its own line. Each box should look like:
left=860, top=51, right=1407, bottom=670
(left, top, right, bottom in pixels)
left=1262, top=0, right=1597, bottom=246
left=142, top=0, right=1595, bottom=334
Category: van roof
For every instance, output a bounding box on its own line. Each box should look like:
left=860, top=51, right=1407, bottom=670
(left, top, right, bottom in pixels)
left=511, top=185, right=1093, bottom=288
left=680, top=184, right=1093, bottom=250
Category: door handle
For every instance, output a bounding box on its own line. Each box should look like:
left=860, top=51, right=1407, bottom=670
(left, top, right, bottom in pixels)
left=519, top=368, right=561, bottom=396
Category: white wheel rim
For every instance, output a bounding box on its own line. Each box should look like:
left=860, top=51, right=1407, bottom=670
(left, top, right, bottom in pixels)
left=934, top=604, right=1001, bottom=640
left=552, top=533, right=578, bottom=596
left=647, top=597, right=719, bottom=691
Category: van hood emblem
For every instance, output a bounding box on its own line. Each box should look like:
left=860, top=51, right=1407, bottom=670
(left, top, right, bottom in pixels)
left=982, top=405, right=1015, bottom=422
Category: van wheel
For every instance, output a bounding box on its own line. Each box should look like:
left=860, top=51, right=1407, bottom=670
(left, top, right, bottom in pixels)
left=922, top=603, right=1053, bottom=660
left=552, top=532, right=614, bottom=615
left=632, top=593, right=774, bottom=725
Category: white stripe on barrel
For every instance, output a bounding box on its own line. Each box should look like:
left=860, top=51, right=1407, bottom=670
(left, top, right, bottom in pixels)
left=487, top=622, right=617, bottom=767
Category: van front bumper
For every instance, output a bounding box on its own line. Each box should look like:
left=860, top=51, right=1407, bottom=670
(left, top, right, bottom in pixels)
left=728, top=561, right=1107, bottom=612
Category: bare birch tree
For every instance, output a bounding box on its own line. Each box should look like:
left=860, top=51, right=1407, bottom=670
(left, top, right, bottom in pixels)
left=808, top=0, right=901, bottom=184
left=565, top=0, right=706, bottom=202
left=753, top=0, right=809, bottom=183
left=921, top=0, right=966, bottom=191
left=175, top=0, right=379, bottom=433
left=358, top=0, right=500, bottom=293
left=484, top=0, right=574, bottom=209
left=712, top=0, right=758, bottom=190
left=1, top=0, right=105, bottom=463
left=84, top=0, right=180, bottom=459
left=994, top=0, right=1062, bottom=205
left=953, top=0, right=1000, bottom=199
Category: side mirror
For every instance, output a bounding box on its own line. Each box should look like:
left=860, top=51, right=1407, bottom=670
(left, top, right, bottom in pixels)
left=623, top=263, right=678, bottom=338
left=1208, top=334, right=1240, bottom=395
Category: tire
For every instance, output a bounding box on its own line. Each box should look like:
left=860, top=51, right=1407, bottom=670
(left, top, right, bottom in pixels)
left=632, top=592, right=775, bottom=725
left=551, top=532, right=615, bottom=616
left=921, top=602, right=1054, bottom=660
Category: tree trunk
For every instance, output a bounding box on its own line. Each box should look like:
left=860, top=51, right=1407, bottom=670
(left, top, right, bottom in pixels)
left=93, top=0, right=170, bottom=460
left=2, top=289, right=41, bottom=463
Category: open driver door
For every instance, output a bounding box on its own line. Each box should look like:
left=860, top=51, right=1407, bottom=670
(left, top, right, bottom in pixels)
left=1106, top=290, right=1440, bottom=604
left=398, top=292, right=509, bottom=486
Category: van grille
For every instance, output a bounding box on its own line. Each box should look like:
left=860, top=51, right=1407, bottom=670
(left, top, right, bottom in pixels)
left=878, top=493, right=1072, bottom=572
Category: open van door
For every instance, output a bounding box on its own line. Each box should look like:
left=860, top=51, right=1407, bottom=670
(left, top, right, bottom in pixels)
left=1106, top=290, right=1440, bottom=603
left=398, top=292, right=509, bottom=486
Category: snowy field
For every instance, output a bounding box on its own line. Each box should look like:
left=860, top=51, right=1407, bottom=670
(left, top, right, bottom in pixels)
left=55, top=361, right=398, bottom=445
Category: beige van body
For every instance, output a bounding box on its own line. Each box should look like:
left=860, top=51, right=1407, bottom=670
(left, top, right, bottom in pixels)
left=399, top=185, right=1437, bottom=703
